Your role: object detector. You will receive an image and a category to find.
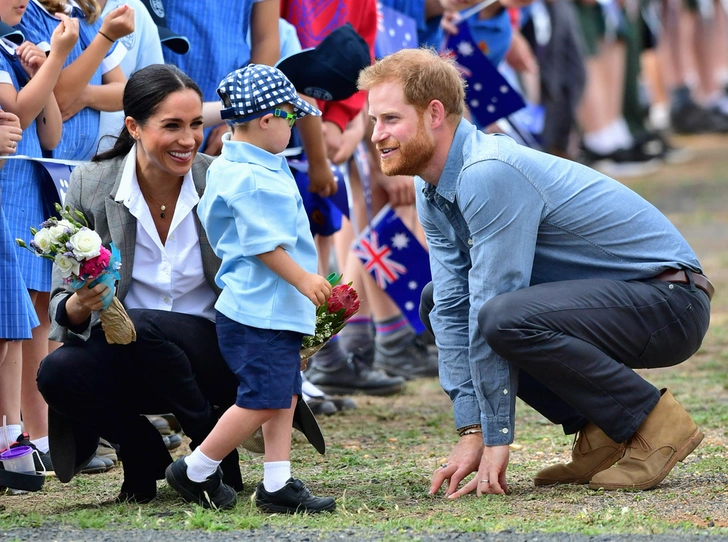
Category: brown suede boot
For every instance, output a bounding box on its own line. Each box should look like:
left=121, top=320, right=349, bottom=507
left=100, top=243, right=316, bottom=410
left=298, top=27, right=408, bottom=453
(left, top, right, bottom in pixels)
left=589, top=389, right=704, bottom=491
left=533, top=422, right=626, bottom=486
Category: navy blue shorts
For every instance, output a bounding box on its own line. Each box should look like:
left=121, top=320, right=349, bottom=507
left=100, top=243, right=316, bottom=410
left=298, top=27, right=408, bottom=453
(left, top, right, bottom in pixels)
left=216, top=312, right=303, bottom=410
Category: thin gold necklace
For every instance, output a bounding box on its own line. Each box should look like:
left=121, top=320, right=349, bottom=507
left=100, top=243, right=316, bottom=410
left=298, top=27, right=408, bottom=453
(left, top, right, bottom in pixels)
left=140, top=188, right=173, bottom=219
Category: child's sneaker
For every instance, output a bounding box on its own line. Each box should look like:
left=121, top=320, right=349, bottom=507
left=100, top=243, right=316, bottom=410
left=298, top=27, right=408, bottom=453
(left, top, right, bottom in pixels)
left=255, top=478, right=336, bottom=514
left=165, top=457, right=237, bottom=510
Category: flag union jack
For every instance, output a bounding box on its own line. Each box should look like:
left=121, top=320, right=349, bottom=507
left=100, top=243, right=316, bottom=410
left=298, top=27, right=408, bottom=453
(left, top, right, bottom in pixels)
left=352, top=230, right=408, bottom=289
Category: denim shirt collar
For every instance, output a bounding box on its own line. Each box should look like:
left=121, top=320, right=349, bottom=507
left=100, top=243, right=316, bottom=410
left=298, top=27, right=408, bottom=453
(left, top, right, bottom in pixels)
left=420, top=118, right=474, bottom=204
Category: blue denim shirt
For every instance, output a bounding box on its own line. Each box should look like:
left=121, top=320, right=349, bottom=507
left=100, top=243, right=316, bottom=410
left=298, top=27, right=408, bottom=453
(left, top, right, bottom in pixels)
left=416, top=119, right=702, bottom=445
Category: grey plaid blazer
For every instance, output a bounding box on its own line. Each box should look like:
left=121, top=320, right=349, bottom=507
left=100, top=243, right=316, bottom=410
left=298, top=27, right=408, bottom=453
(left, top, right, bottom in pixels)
left=48, top=152, right=221, bottom=343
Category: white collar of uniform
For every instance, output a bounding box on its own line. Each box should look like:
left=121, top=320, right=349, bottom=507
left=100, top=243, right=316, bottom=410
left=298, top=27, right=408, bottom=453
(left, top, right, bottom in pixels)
left=115, top=143, right=200, bottom=209
left=0, top=38, right=17, bottom=55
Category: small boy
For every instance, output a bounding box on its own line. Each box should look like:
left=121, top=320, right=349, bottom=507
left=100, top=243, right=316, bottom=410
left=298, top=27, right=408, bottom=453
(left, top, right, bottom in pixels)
left=165, top=64, right=335, bottom=513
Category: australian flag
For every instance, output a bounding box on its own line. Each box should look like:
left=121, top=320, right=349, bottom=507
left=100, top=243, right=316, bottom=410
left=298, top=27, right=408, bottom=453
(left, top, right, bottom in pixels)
left=443, top=23, right=525, bottom=128
left=353, top=204, right=431, bottom=333
left=375, top=2, right=418, bottom=58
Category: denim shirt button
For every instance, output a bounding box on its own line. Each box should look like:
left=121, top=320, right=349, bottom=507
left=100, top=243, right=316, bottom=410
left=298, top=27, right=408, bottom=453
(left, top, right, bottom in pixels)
left=502, top=428, right=509, bottom=434
left=668, top=284, right=674, bottom=290
left=503, top=389, right=508, bottom=395
left=467, top=238, right=473, bottom=246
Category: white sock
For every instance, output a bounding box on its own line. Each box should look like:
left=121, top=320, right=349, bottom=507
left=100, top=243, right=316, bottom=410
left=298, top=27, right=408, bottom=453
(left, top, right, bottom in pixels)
left=263, top=461, right=291, bottom=492
left=2, top=424, right=22, bottom=448
left=609, top=118, right=634, bottom=150
left=184, top=448, right=221, bottom=483
left=583, top=124, right=620, bottom=155
left=31, top=436, right=49, bottom=453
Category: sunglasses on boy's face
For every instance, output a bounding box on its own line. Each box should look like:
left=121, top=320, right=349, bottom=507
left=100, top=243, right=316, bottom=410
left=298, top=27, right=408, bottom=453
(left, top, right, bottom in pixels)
left=272, top=109, right=296, bottom=127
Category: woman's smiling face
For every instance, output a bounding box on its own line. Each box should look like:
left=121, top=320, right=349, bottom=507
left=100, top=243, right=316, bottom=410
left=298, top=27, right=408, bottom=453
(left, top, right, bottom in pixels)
left=129, top=88, right=204, bottom=181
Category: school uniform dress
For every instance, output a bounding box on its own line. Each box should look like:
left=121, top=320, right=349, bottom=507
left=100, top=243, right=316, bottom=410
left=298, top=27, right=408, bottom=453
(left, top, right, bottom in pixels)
left=162, top=0, right=255, bottom=101
left=162, top=0, right=256, bottom=146
left=96, top=0, right=164, bottom=153
left=0, top=200, right=40, bottom=339
left=18, top=0, right=126, bottom=160
left=0, top=38, right=54, bottom=291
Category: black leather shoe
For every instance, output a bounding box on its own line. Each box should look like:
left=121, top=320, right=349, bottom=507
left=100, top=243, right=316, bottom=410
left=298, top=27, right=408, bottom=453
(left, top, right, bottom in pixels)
left=163, top=434, right=183, bottom=451
left=80, top=455, right=111, bottom=474
left=327, top=395, right=357, bottom=411
left=305, top=354, right=406, bottom=396
left=255, top=478, right=336, bottom=514
left=165, top=458, right=237, bottom=510
left=307, top=398, right=337, bottom=416
left=146, top=415, right=172, bottom=435
left=373, top=335, right=439, bottom=380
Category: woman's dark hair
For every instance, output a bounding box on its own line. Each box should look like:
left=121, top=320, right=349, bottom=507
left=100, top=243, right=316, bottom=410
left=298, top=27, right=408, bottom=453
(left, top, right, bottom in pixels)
left=94, top=64, right=203, bottom=162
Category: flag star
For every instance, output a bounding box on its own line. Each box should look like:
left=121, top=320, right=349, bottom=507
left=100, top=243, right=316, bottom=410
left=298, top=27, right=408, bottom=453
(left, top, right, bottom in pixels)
left=405, top=301, right=415, bottom=311
left=396, top=17, right=403, bottom=26
left=404, top=32, right=412, bottom=42
left=487, top=104, right=496, bottom=113
left=470, top=99, right=480, bottom=108
left=473, top=83, right=483, bottom=91
left=457, top=41, right=475, bottom=56
left=389, top=28, right=396, bottom=37
left=408, top=281, right=418, bottom=290
left=391, top=232, right=410, bottom=249
left=500, top=85, right=510, bottom=94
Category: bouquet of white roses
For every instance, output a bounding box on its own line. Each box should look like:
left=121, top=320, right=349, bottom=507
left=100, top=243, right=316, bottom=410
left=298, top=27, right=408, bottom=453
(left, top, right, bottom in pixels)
left=16, top=203, right=136, bottom=344
left=300, top=273, right=360, bottom=364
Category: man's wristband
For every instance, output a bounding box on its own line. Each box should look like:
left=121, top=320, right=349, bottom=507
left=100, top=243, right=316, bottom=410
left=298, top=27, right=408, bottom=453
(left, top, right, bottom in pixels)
left=457, top=424, right=482, bottom=437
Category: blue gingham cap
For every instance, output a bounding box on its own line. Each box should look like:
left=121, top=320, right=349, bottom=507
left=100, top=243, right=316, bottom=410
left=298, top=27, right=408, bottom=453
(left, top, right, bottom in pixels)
left=217, top=64, right=321, bottom=124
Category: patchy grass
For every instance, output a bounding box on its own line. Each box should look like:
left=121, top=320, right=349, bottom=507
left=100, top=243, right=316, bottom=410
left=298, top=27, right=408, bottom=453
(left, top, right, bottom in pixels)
left=2, top=135, right=728, bottom=536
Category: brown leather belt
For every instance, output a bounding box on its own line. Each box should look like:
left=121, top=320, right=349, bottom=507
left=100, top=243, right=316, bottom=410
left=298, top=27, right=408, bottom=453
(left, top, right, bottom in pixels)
left=653, top=269, right=714, bottom=301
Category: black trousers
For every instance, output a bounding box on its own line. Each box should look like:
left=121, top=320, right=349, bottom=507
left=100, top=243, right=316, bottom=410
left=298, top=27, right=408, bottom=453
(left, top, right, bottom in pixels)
left=421, top=275, right=711, bottom=442
left=37, top=309, right=241, bottom=489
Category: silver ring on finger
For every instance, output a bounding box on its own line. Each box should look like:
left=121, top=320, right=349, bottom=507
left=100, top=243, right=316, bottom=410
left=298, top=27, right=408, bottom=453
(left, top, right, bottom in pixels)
left=479, top=479, right=489, bottom=483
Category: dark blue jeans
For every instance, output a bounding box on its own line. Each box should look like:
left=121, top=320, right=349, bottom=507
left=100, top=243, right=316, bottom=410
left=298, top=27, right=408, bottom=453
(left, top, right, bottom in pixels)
left=421, top=276, right=711, bottom=442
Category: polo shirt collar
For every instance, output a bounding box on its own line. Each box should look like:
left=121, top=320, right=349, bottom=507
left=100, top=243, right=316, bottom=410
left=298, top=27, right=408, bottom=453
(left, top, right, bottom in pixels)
left=220, top=132, right=286, bottom=170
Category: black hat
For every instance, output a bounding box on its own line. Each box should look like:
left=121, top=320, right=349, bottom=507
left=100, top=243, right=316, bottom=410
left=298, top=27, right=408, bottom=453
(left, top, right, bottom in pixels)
left=276, top=23, right=370, bottom=102
left=0, top=21, right=24, bottom=46
left=138, top=0, right=190, bottom=55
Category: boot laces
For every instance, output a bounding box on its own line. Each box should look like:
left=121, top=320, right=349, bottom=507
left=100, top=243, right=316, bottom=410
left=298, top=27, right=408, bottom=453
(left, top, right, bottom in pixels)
left=628, top=432, right=651, bottom=452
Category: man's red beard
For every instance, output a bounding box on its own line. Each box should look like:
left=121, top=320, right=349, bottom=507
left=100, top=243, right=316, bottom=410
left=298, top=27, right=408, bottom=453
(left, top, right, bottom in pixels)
left=378, top=119, right=436, bottom=177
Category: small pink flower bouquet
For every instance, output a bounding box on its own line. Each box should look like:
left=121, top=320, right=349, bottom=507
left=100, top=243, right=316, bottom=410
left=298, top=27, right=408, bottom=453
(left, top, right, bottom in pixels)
left=16, top=203, right=136, bottom=345
left=300, top=273, right=360, bottom=362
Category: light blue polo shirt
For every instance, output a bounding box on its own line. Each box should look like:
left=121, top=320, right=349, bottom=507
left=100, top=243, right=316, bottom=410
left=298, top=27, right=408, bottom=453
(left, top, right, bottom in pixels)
left=197, top=135, right=318, bottom=336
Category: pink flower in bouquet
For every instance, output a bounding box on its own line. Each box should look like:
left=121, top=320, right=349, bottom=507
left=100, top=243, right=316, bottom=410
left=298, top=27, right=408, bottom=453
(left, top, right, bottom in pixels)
left=79, top=245, right=111, bottom=280
left=327, top=283, right=360, bottom=319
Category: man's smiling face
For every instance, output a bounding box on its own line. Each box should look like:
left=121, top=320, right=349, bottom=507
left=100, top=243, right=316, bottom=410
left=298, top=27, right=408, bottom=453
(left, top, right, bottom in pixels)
left=368, top=81, right=436, bottom=178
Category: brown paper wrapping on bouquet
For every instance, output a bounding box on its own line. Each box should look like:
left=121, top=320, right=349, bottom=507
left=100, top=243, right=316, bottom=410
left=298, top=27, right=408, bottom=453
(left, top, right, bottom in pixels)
left=99, top=296, right=137, bottom=344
